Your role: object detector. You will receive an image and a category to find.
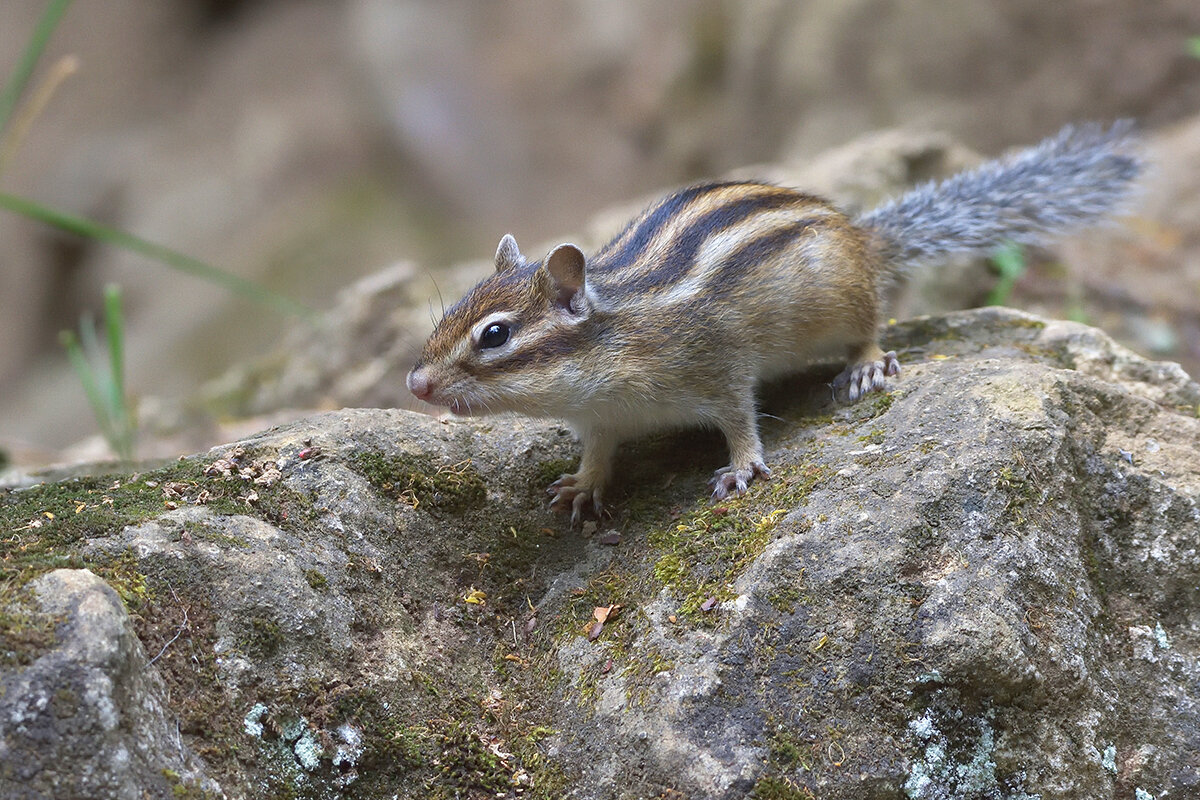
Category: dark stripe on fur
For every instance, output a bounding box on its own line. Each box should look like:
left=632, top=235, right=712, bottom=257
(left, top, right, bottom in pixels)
left=592, top=181, right=749, bottom=271
left=711, top=218, right=825, bottom=296
left=615, top=188, right=808, bottom=292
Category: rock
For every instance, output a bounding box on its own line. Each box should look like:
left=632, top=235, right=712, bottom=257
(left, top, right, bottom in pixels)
left=0, top=569, right=220, bottom=799
left=2, top=307, right=1198, bottom=798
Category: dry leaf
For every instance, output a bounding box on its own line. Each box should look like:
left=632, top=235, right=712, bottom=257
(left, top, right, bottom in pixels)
left=593, top=604, right=622, bottom=625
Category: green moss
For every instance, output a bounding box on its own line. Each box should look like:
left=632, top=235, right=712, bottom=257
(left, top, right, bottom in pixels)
left=52, top=686, right=79, bottom=717
left=94, top=549, right=151, bottom=610
left=184, top=522, right=248, bottom=549
left=347, top=450, right=486, bottom=512
left=322, top=688, right=427, bottom=779
left=767, top=584, right=807, bottom=615
left=648, top=463, right=826, bottom=619
left=1014, top=342, right=1061, bottom=363
left=892, top=317, right=965, bottom=345
left=1005, top=316, right=1046, bottom=331
left=622, top=646, right=676, bottom=706
left=136, top=583, right=242, bottom=782
left=161, top=767, right=221, bottom=799
left=796, top=412, right=836, bottom=429
left=256, top=651, right=570, bottom=799
left=555, top=563, right=650, bottom=662
left=995, top=459, right=1042, bottom=529
left=554, top=462, right=830, bottom=720
left=0, top=456, right=314, bottom=600
left=486, top=520, right=552, bottom=590
left=0, top=598, right=58, bottom=667
left=748, top=722, right=823, bottom=799
left=239, top=616, right=284, bottom=658
left=3, top=450, right=568, bottom=798
left=432, top=722, right=512, bottom=794
left=767, top=727, right=815, bottom=770
left=302, top=568, right=328, bottom=591
left=863, top=390, right=897, bottom=417
left=421, top=501, right=578, bottom=622
left=857, top=428, right=885, bottom=445
left=0, top=452, right=321, bottom=680
left=751, top=775, right=816, bottom=799
left=531, top=458, right=578, bottom=492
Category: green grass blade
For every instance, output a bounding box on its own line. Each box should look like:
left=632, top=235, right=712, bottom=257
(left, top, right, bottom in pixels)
left=75, top=309, right=117, bottom=436
left=103, top=285, right=134, bottom=461
left=986, top=242, right=1027, bottom=306
left=59, top=327, right=119, bottom=448
left=77, top=309, right=102, bottom=370
left=0, top=192, right=317, bottom=321
left=102, top=284, right=125, bottom=421
left=0, top=0, right=75, bottom=135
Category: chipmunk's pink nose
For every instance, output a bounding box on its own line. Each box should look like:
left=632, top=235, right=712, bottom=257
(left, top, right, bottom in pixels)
left=406, top=368, right=434, bottom=401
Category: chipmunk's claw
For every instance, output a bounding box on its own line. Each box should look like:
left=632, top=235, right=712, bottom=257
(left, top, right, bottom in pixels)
left=832, top=350, right=900, bottom=402
left=548, top=475, right=604, bottom=525
left=709, top=461, right=771, bottom=500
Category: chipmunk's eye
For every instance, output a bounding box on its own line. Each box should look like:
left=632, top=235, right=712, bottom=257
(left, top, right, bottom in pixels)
left=479, top=322, right=510, bottom=349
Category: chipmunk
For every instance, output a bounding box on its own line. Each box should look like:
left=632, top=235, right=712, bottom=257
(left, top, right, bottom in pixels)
left=407, top=123, right=1141, bottom=522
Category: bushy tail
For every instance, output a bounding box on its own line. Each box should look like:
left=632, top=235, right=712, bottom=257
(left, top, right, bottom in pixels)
left=856, top=121, right=1143, bottom=273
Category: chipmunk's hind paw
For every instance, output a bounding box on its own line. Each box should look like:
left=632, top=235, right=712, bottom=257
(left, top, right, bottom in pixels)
left=710, top=461, right=771, bottom=500
left=833, top=350, right=900, bottom=402
left=549, top=475, right=605, bottom=526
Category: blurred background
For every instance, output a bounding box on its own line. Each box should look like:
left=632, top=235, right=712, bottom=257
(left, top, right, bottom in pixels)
left=2, top=0, right=1199, bottom=469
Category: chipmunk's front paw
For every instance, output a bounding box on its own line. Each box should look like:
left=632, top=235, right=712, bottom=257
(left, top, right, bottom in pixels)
left=709, top=461, right=771, bottom=500
left=548, top=474, right=605, bottom=526
left=833, top=350, right=900, bottom=402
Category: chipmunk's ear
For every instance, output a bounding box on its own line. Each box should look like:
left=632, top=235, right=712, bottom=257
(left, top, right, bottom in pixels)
left=544, top=243, right=588, bottom=314
left=494, top=234, right=525, bottom=273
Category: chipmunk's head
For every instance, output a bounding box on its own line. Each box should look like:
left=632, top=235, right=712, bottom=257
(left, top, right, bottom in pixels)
left=406, top=234, right=594, bottom=417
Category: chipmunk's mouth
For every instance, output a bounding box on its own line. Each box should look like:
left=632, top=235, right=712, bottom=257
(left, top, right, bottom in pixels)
left=448, top=399, right=474, bottom=416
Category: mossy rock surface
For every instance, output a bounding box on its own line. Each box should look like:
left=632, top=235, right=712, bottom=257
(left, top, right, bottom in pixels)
left=3, top=308, right=1200, bottom=799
